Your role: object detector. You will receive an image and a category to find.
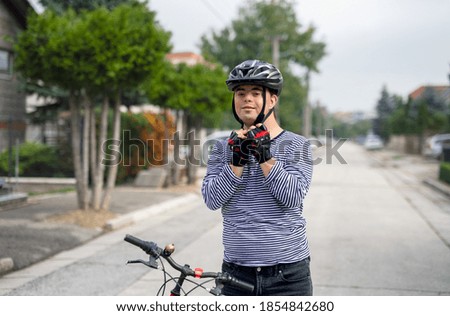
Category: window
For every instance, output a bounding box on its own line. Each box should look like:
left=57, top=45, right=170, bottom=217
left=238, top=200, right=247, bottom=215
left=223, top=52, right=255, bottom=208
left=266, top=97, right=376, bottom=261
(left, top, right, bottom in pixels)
left=0, top=49, right=11, bottom=75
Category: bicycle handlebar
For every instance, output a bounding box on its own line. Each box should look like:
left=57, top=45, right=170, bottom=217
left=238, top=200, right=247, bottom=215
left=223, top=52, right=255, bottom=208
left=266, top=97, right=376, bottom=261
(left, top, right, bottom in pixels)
left=124, top=234, right=254, bottom=294
left=124, top=234, right=163, bottom=257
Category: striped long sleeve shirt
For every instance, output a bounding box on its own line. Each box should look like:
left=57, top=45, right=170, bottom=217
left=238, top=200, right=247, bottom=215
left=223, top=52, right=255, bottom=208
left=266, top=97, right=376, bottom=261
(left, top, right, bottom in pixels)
left=201, top=130, right=313, bottom=266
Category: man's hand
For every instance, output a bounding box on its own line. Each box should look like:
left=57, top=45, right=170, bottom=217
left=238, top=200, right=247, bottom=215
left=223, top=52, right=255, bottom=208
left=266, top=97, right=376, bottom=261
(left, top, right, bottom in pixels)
left=228, top=130, right=251, bottom=167
left=247, top=124, right=272, bottom=164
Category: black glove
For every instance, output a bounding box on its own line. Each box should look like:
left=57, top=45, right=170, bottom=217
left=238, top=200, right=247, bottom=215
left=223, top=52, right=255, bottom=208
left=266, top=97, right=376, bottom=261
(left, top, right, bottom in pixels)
left=228, top=131, right=251, bottom=167
left=247, top=125, right=272, bottom=164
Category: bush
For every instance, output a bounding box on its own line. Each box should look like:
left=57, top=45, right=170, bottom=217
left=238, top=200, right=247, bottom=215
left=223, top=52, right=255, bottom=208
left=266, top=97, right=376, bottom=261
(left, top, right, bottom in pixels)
left=0, top=142, right=73, bottom=177
left=439, top=162, right=450, bottom=184
left=115, top=111, right=175, bottom=184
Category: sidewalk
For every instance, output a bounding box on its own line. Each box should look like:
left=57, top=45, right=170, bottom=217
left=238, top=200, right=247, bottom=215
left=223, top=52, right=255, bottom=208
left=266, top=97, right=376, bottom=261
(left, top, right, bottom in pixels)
left=367, top=147, right=450, bottom=198
left=0, top=181, right=202, bottom=278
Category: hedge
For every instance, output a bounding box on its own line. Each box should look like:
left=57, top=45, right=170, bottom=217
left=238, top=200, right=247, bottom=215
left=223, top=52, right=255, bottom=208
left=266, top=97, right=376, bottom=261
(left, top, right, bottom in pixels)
left=439, top=162, right=450, bottom=185
left=0, top=142, right=73, bottom=177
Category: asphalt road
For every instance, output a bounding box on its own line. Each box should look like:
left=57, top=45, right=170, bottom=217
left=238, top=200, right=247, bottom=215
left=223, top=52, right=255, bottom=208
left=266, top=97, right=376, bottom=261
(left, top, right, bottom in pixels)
left=307, top=141, right=450, bottom=295
left=1, top=141, right=450, bottom=295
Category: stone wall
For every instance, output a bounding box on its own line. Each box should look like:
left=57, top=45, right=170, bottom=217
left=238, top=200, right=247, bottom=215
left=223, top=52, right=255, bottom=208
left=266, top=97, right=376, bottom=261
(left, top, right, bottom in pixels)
left=5, top=177, right=76, bottom=194
left=387, top=135, right=421, bottom=154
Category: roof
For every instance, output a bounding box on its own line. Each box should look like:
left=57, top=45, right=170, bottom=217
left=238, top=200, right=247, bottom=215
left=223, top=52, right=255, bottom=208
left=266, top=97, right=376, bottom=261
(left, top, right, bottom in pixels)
left=165, top=52, right=207, bottom=66
left=409, top=85, right=450, bottom=101
left=2, top=0, right=34, bottom=28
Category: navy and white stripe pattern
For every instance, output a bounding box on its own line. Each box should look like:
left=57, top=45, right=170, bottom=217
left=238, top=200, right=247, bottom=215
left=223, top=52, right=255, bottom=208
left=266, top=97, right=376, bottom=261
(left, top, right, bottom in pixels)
left=201, top=131, right=313, bottom=266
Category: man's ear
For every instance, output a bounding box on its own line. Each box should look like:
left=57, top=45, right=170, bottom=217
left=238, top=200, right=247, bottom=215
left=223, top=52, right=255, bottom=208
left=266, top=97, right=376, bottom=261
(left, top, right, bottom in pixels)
left=269, top=94, right=278, bottom=108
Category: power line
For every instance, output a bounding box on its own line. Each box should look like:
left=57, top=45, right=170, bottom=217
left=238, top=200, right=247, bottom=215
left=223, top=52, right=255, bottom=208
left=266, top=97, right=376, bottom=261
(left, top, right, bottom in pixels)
left=200, top=0, right=227, bottom=24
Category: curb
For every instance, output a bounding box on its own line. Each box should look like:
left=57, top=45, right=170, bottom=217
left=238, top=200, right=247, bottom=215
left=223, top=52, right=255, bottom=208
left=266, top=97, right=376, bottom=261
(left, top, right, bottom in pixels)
left=105, top=193, right=200, bottom=231
left=0, top=193, right=28, bottom=209
left=423, top=178, right=450, bottom=199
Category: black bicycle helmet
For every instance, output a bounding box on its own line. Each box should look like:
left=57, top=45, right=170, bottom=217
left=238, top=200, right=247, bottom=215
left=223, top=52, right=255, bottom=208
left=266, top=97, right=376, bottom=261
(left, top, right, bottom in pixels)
left=226, top=59, right=283, bottom=96
left=226, top=60, right=283, bottom=126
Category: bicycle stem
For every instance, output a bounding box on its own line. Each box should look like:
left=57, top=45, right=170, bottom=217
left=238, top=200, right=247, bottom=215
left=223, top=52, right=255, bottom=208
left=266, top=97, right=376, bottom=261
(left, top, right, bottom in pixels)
left=170, top=265, right=189, bottom=296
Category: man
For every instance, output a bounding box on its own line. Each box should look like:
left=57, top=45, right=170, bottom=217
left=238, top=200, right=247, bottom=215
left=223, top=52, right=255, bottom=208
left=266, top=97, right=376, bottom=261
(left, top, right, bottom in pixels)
left=201, top=60, right=313, bottom=296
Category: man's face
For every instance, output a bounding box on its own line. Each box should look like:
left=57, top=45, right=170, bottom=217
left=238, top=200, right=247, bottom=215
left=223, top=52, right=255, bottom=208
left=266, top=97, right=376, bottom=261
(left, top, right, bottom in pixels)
left=234, top=85, right=274, bottom=127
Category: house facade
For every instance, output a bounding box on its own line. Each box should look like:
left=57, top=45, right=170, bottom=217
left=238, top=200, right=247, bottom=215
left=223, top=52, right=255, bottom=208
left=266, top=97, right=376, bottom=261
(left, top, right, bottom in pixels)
left=0, top=0, right=33, bottom=152
left=408, top=85, right=450, bottom=104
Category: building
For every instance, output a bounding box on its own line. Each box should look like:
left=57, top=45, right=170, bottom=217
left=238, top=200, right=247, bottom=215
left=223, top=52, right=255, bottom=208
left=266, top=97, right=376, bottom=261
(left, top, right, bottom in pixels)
left=165, top=52, right=207, bottom=66
left=408, top=85, right=450, bottom=103
left=387, top=85, right=450, bottom=155
left=332, top=110, right=373, bottom=124
left=165, top=51, right=215, bottom=69
left=0, top=0, right=34, bottom=152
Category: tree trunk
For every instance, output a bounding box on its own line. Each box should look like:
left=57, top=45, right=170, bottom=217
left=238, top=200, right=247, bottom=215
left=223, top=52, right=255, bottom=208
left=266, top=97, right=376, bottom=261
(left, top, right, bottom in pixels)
left=101, top=92, right=121, bottom=210
left=163, top=108, right=172, bottom=187
left=171, top=110, right=181, bottom=185
left=81, top=93, right=91, bottom=210
left=186, top=112, right=200, bottom=185
left=69, top=91, right=85, bottom=210
left=172, top=110, right=184, bottom=185
left=89, top=96, right=97, bottom=209
left=91, top=96, right=109, bottom=210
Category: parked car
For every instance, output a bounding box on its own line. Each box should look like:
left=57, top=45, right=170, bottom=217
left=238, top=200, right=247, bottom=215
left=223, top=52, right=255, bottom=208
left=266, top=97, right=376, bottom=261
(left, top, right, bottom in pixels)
left=423, top=134, right=450, bottom=159
left=364, top=135, right=384, bottom=150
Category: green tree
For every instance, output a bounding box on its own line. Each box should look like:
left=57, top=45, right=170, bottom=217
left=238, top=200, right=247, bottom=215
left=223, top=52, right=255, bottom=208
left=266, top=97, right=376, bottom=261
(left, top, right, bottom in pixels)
left=373, top=86, right=396, bottom=141
left=412, top=87, right=448, bottom=132
left=200, top=0, right=326, bottom=133
left=410, top=87, right=449, bottom=149
left=330, top=116, right=371, bottom=140
left=311, top=103, right=330, bottom=137
left=14, top=3, right=171, bottom=211
left=147, top=62, right=229, bottom=183
left=388, top=95, right=415, bottom=136
left=385, top=87, right=449, bottom=153
left=39, top=0, right=139, bottom=13
left=23, top=0, right=141, bottom=101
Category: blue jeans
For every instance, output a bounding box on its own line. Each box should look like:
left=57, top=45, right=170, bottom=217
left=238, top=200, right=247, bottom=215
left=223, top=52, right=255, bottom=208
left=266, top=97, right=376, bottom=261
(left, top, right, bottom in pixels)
left=221, top=257, right=313, bottom=296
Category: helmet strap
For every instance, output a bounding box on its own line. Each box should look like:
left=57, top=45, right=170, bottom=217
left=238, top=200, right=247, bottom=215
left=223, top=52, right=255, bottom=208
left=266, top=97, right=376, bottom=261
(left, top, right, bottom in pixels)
left=260, top=107, right=275, bottom=125
left=253, top=87, right=266, bottom=125
left=232, top=98, right=244, bottom=128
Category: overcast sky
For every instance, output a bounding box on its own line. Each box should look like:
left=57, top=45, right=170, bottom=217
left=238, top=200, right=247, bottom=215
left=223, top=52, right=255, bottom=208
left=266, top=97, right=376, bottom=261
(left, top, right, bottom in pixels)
left=29, top=0, right=450, bottom=114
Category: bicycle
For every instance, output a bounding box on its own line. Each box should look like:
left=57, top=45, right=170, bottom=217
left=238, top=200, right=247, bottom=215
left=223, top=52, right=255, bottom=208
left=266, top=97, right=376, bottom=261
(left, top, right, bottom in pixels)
left=124, top=234, right=254, bottom=296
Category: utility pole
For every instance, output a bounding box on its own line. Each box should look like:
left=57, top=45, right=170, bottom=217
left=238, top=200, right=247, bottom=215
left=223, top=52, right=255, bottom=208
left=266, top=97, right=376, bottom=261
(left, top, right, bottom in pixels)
left=271, top=35, right=281, bottom=124
left=270, top=0, right=281, bottom=124
left=272, top=36, right=280, bottom=69
left=302, top=70, right=312, bottom=138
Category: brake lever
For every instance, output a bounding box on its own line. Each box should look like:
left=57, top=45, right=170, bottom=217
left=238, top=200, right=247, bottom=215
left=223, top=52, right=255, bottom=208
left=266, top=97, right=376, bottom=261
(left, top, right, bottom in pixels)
left=209, top=279, right=224, bottom=296
left=126, top=257, right=159, bottom=269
